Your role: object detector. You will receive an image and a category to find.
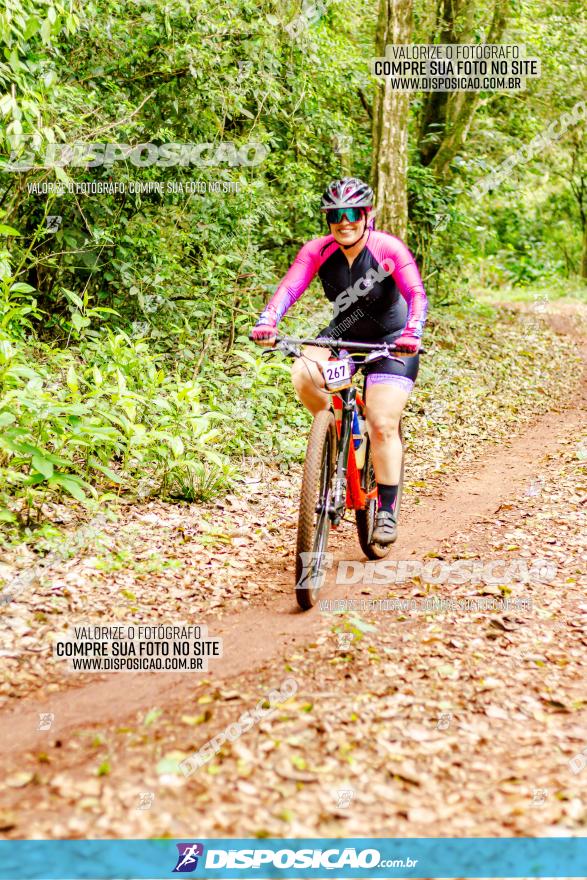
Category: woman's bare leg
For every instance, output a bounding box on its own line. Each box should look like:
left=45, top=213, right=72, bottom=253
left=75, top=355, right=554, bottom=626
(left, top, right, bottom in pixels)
left=291, top=346, right=332, bottom=415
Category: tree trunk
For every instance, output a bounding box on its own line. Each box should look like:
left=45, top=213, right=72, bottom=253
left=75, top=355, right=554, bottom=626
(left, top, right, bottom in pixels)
left=418, top=0, right=472, bottom=168
left=371, top=0, right=413, bottom=239
left=581, top=222, right=587, bottom=279
left=419, top=0, right=510, bottom=179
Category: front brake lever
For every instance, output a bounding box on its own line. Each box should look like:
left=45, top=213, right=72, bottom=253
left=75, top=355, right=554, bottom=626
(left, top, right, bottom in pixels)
left=282, top=343, right=302, bottom=358
left=269, top=339, right=301, bottom=358
left=365, top=349, right=406, bottom=367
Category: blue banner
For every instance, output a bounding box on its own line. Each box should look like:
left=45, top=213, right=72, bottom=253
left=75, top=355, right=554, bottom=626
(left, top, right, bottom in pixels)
left=1, top=838, right=586, bottom=879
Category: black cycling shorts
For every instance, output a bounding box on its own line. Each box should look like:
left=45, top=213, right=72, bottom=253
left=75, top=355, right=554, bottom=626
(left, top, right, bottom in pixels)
left=316, top=326, right=419, bottom=394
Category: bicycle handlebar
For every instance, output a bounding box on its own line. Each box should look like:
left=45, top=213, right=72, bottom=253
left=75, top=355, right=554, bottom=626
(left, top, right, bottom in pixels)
left=252, top=334, right=426, bottom=355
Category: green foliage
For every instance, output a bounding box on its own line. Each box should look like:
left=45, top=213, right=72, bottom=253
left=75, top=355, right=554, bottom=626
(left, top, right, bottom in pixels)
left=0, top=323, right=237, bottom=522
left=1, top=0, right=371, bottom=340
left=0, top=0, right=371, bottom=522
left=408, top=0, right=587, bottom=292
left=0, top=0, right=585, bottom=530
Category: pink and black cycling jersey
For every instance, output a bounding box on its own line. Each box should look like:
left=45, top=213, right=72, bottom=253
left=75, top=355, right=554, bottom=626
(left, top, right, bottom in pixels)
left=260, top=229, right=428, bottom=341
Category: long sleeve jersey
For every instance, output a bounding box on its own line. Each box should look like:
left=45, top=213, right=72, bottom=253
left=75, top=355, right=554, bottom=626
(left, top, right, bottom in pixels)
left=260, top=229, right=428, bottom=340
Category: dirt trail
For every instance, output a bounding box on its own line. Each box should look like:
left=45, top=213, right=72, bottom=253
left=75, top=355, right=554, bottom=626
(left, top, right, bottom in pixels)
left=0, top=305, right=585, bottom=767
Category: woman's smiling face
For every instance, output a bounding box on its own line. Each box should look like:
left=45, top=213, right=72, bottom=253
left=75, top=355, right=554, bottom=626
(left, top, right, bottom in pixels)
left=330, top=216, right=362, bottom=244
left=327, top=209, right=366, bottom=246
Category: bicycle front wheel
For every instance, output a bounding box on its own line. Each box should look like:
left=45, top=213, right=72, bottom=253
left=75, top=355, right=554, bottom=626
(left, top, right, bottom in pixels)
left=295, top=409, right=337, bottom=610
left=355, top=420, right=404, bottom=560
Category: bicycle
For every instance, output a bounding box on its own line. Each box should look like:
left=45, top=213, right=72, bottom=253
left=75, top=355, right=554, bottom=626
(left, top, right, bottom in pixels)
left=262, top=336, right=420, bottom=611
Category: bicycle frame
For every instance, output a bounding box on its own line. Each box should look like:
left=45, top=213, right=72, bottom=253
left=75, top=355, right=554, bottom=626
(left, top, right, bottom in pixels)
left=261, top=334, right=420, bottom=524
left=331, top=387, right=376, bottom=522
left=253, top=333, right=425, bottom=608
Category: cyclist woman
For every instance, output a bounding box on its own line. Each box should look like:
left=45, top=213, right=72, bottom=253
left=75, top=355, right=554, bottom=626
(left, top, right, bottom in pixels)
left=251, top=177, right=428, bottom=545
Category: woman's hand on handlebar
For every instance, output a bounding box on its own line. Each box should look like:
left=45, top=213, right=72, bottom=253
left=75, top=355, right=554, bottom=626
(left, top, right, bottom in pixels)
left=392, top=332, right=422, bottom=354
left=250, top=313, right=278, bottom=347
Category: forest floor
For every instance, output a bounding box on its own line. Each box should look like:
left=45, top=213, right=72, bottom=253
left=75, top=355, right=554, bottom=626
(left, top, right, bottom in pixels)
left=0, top=299, right=585, bottom=840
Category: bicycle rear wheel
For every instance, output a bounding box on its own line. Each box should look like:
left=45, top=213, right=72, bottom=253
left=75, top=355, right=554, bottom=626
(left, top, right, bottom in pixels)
left=355, top=420, right=404, bottom=560
left=295, top=409, right=337, bottom=610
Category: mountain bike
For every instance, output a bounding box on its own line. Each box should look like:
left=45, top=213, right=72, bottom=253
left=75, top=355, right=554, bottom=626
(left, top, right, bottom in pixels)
left=263, top=336, right=418, bottom=611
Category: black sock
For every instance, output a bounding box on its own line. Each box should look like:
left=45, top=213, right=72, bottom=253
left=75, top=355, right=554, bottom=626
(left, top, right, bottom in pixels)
left=377, top=483, right=398, bottom=513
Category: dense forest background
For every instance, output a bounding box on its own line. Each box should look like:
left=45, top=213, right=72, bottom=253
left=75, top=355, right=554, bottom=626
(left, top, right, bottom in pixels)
left=0, top=0, right=585, bottom=525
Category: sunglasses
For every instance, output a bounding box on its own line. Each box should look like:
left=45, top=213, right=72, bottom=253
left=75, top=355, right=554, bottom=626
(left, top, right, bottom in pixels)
left=326, top=207, right=363, bottom=224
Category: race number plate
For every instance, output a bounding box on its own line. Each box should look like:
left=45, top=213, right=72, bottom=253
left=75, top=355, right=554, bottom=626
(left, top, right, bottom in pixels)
left=321, top=358, right=352, bottom=391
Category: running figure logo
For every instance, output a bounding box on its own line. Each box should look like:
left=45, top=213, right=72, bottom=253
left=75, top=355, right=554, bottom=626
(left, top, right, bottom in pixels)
left=172, top=843, right=205, bottom=873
